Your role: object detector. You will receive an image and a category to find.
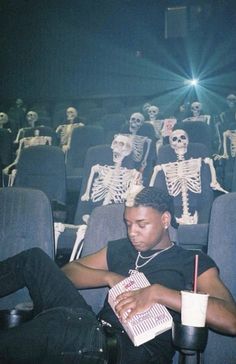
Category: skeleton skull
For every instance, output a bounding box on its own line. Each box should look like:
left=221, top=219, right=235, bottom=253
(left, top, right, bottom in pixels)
left=0, top=112, right=9, bottom=126
left=111, top=134, right=133, bottom=164
left=26, top=111, right=38, bottom=127
left=169, top=129, right=189, bottom=159
left=142, top=102, right=151, bottom=113
left=191, top=102, right=202, bottom=117
left=147, top=105, right=159, bottom=121
left=66, top=107, right=78, bottom=123
left=16, top=98, right=24, bottom=107
left=129, top=112, right=145, bottom=134
left=226, top=94, right=236, bottom=109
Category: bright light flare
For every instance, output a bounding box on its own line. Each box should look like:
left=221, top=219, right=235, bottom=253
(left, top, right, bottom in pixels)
left=190, top=78, right=198, bottom=86
left=184, top=78, right=199, bottom=86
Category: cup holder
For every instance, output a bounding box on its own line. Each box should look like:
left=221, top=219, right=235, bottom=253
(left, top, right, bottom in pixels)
left=172, top=321, right=208, bottom=353
left=0, top=309, right=33, bottom=329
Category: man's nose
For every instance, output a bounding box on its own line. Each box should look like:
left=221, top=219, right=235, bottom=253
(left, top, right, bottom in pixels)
left=129, top=225, right=138, bottom=236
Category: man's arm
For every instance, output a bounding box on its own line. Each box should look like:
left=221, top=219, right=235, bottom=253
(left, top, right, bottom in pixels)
left=197, top=267, right=236, bottom=335
left=61, top=247, right=125, bottom=289
left=115, top=267, right=236, bottom=336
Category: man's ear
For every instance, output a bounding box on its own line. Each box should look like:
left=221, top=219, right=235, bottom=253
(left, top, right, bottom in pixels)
left=162, top=211, right=171, bottom=229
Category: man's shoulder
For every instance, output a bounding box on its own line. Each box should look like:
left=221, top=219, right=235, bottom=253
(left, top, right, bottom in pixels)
left=108, top=237, right=130, bottom=249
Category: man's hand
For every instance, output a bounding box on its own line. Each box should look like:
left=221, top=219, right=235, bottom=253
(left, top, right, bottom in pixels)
left=114, top=286, right=154, bottom=322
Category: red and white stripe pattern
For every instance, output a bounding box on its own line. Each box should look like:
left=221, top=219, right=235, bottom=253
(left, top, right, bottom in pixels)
left=108, top=272, right=173, bottom=346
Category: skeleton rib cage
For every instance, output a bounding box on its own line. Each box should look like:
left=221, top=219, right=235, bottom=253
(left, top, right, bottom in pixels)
left=227, top=130, right=236, bottom=157
left=85, top=164, right=141, bottom=205
left=161, top=158, right=202, bottom=197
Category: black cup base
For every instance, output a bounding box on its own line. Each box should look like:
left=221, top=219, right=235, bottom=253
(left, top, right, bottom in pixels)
left=172, top=321, right=208, bottom=353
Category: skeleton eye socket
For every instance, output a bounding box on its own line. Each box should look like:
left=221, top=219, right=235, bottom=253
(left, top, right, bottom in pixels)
left=118, top=141, right=125, bottom=147
left=180, top=135, right=186, bottom=140
left=172, top=136, right=178, bottom=142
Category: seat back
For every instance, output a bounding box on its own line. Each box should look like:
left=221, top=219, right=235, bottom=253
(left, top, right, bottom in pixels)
left=204, top=192, right=236, bottom=363
left=230, top=158, right=236, bottom=192
left=0, top=187, right=55, bottom=309
left=14, top=145, right=67, bottom=206
left=66, top=125, right=105, bottom=170
left=0, top=128, right=13, bottom=166
left=152, top=143, right=214, bottom=224
left=65, top=125, right=105, bottom=193
left=101, top=113, right=127, bottom=144
left=79, top=203, right=127, bottom=314
left=175, top=121, right=213, bottom=155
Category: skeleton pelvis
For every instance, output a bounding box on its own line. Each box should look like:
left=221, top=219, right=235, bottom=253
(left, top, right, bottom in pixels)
left=176, top=211, right=198, bottom=225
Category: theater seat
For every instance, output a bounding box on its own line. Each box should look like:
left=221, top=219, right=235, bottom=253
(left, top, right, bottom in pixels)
left=0, top=187, right=55, bottom=309
left=204, top=192, right=236, bottom=364
left=13, top=145, right=67, bottom=222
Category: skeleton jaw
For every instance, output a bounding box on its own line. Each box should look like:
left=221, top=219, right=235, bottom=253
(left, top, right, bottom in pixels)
left=112, top=151, right=123, bottom=165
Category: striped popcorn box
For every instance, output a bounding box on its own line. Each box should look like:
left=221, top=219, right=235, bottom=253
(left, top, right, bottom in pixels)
left=108, top=272, right=173, bottom=346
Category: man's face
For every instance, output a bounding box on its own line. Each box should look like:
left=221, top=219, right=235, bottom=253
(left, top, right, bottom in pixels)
left=124, top=206, right=168, bottom=252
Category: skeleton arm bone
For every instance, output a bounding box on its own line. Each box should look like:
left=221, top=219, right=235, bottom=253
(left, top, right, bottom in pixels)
left=131, top=170, right=143, bottom=185
left=222, top=130, right=230, bottom=159
left=213, top=130, right=230, bottom=160
left=204, top=158, right=228, bottom=193
left=140, top=137, right=151, bottom=170
left=205, top=115, right=211, bottom=125
left=149, top=164, right=163, bottom=186
left=81, top=164, right=100, bottom=201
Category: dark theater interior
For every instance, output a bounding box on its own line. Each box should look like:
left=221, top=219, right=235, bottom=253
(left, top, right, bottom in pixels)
left=0, top=1, right=236, bottom=364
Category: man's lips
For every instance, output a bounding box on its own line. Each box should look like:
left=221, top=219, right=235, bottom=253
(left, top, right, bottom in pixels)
left=130, top=239, right=142, bottom=248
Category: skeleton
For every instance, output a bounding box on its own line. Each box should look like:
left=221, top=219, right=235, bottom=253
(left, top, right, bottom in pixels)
left=56, top=107, right=84, bottom=152
left=226, top=94, right=236, bottom=109
left=120, top=133, right=151, bottom=170
left=129, top=112, right=145, bottom=134
left=55, top=135, right=142, bottom=261
left=4, top=129, right=52, bottom=187
left=0, top=112, right=9, bottom=128
left=183, top=102, right=211, bottom=125
left=14, top=111, right=39, bottom=143
left=147, top=105, right=160, bottom=122
left=214, top=130, right=236, bottom=160
left=147, top=105, right=163, bottom=137
left=145, top=105, right=165, bottom=154
left=142, top=102, right=151, bottom=114
left=81, top=134, right=142, bottom=205
left=66, top=107, right=78, bottom=123
left=150, top=129, right=227, bottom=224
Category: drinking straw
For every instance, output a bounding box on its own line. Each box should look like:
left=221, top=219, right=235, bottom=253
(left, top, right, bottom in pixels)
left=193, top=254, right=199, bottom=293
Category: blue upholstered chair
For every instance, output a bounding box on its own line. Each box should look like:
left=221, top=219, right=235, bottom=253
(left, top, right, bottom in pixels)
left=13, top=145, right=67, bottom=222
left=66, top=125, right=105, bottom=194
left=78, top=203, right=180, bottom=363
left=204, top=192, right=236, bottom=364
left=174, top=121, right=213, bottom=155
left=0, top=187, right=55, bottom=309
left=0, top=128, right=13, bottom=167
left=79, top=203, right=127, bottom=314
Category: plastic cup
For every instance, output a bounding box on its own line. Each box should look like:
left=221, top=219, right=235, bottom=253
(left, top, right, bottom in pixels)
left=181, top=291, right=209, bottom=327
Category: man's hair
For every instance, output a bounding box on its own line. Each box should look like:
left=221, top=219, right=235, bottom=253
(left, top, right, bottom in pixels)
left=132, top=187, right=178, bottom=228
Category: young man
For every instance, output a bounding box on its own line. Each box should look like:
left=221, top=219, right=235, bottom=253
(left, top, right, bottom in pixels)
left=0, top=187, right=235, bottom=363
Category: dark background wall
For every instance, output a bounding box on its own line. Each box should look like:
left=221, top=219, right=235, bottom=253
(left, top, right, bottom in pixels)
left=0, top=0, right=236, bottom=112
